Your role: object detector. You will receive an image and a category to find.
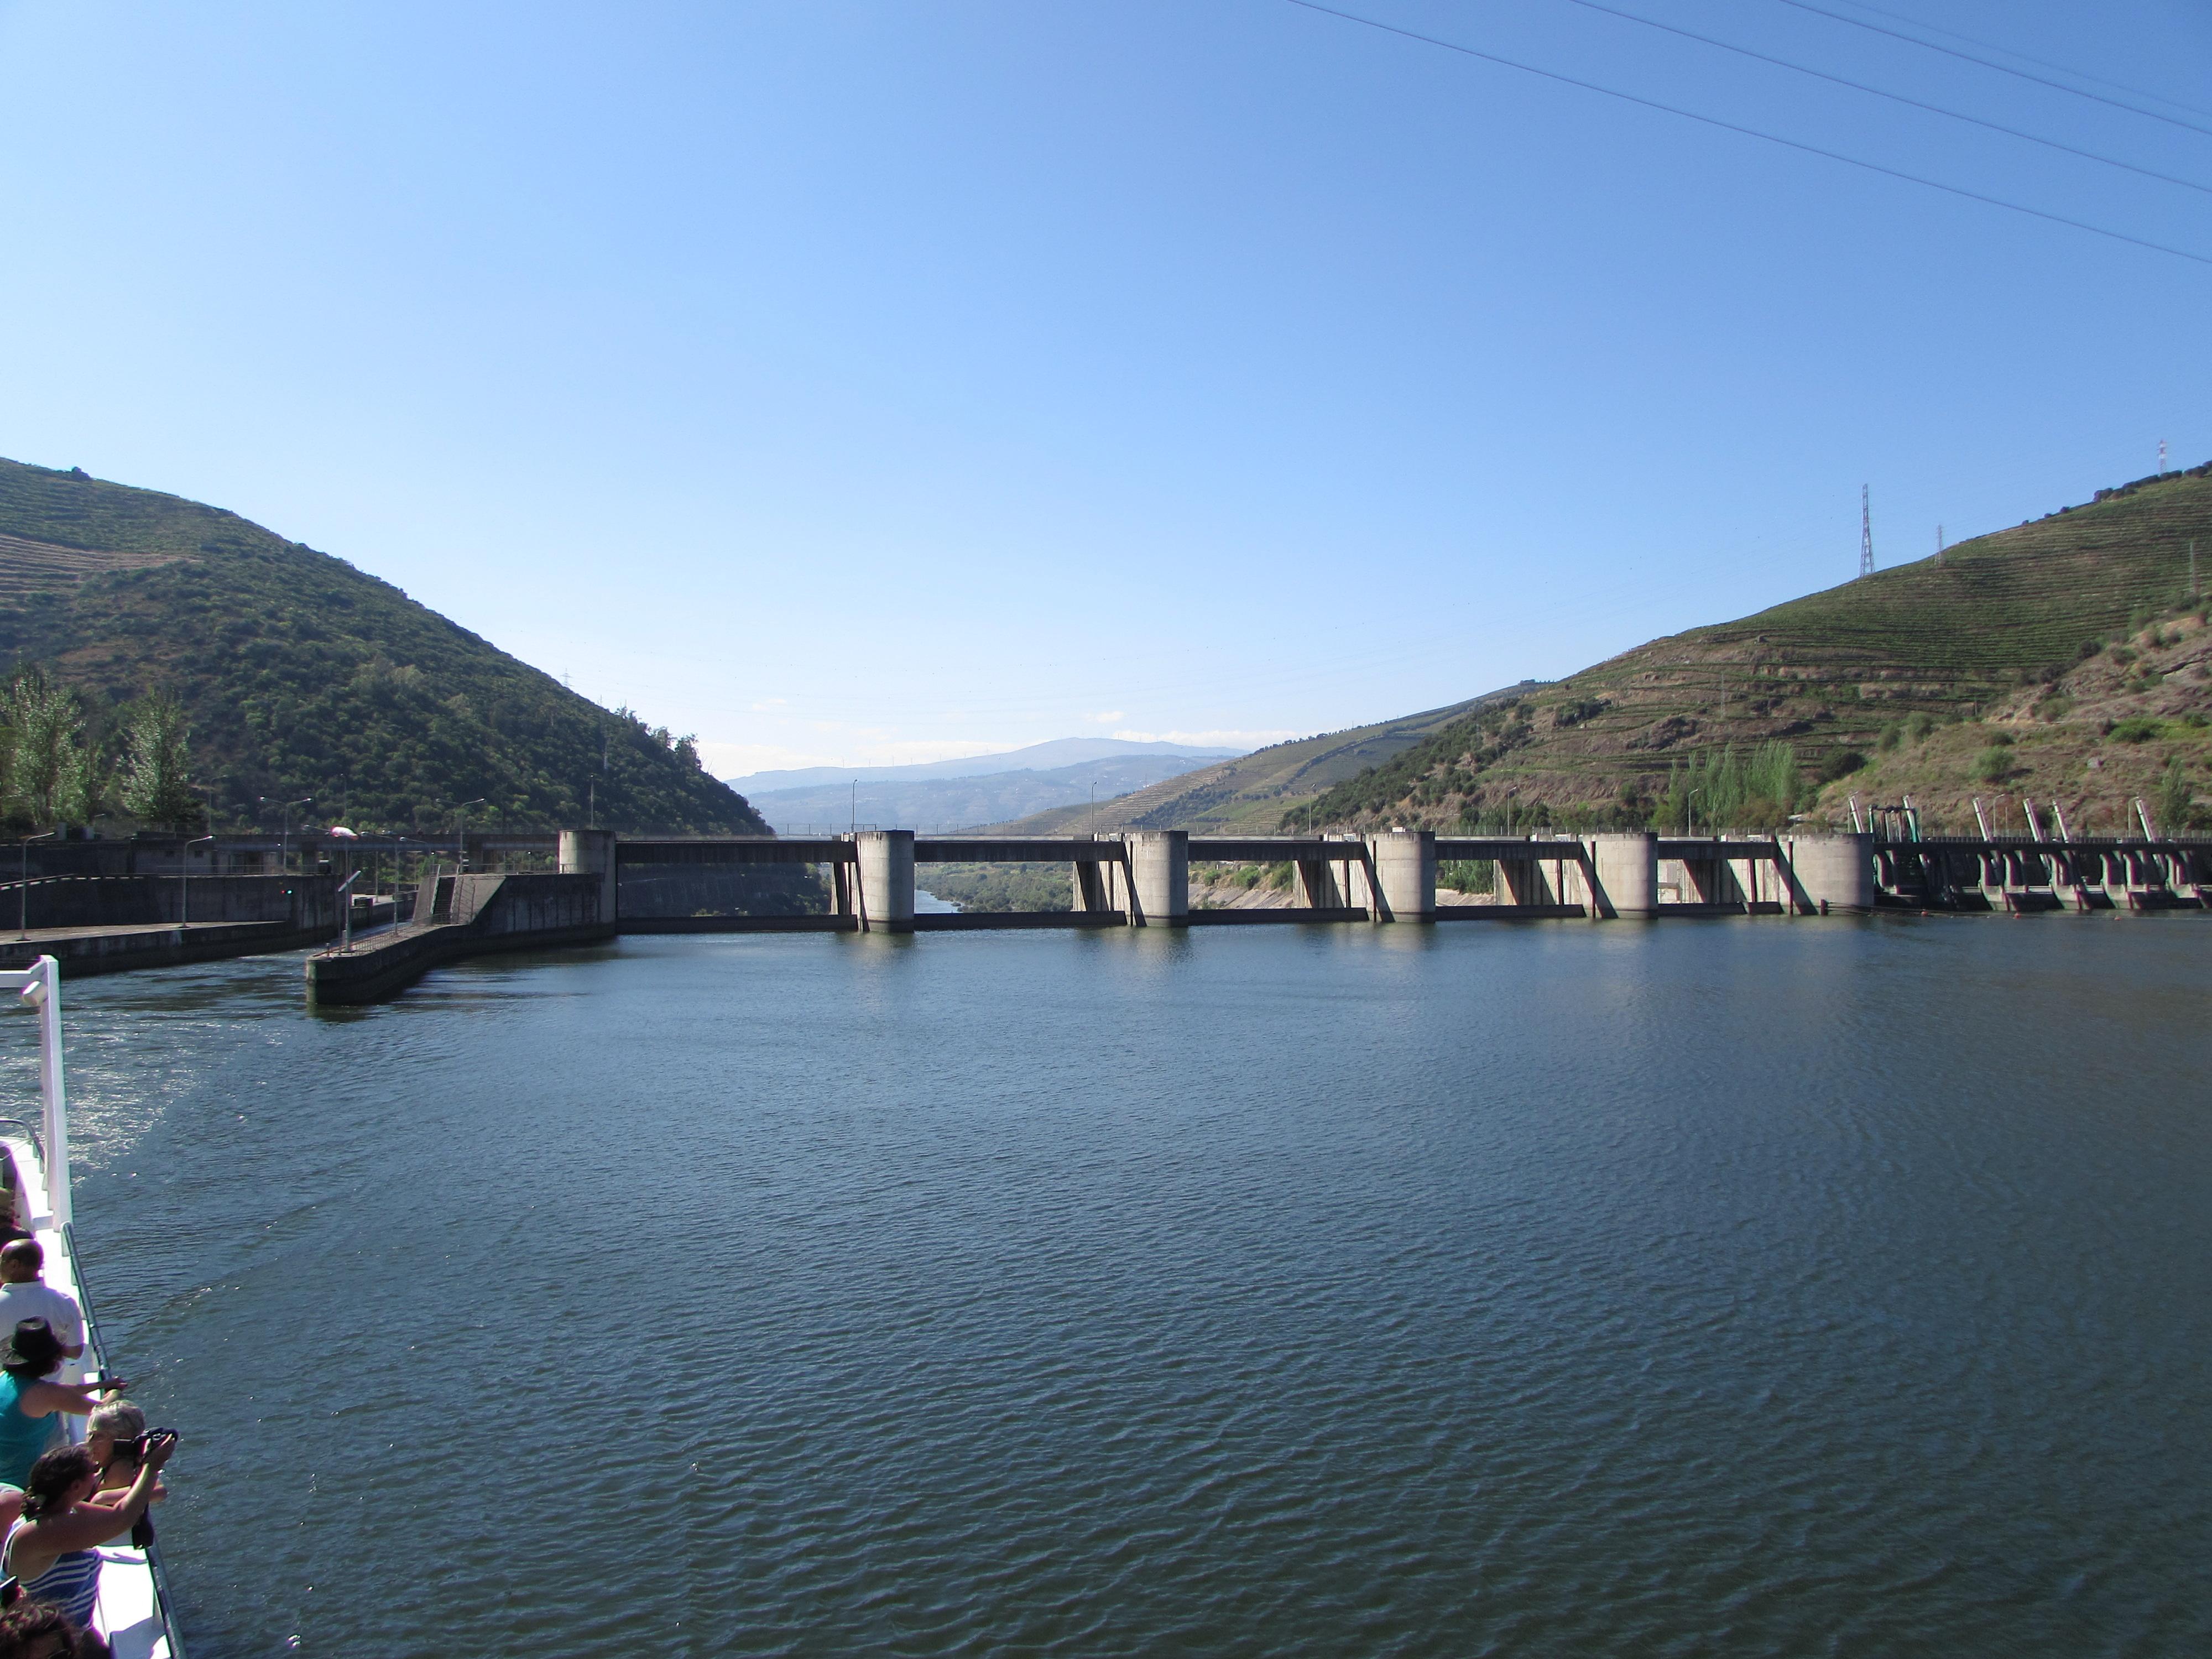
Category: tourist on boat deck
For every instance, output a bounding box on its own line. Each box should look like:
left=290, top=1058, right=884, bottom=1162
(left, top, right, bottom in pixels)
left=81, top=1404, right=163, bottom=1510
left=0, top=1246, right=83, bottom=1364
left=2, top=1437, right=174, bottom=1631
left=0, top=1324, right=112, bottom=1490
left=0, top=1598, right=111, bottom=1659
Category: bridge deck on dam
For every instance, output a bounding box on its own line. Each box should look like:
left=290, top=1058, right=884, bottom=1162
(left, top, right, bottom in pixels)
left=614, top=834, right=1818, bottom=865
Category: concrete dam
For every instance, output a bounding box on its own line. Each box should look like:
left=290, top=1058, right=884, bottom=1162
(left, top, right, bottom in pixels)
left=302, top=826, right=2212, bottom=1003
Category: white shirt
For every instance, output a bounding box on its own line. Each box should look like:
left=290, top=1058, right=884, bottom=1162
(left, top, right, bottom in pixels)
left=0, top=1281, right=84, bottom=1353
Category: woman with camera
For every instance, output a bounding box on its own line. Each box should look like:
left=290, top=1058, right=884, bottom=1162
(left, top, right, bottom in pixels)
left=81, top=1404, right=156, bottom=1503
left=1, top=1435, right=175, bottom=1628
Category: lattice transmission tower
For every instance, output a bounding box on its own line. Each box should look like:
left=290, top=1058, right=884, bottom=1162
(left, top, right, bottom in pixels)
left=1859, top=485, right=1875, bottom=578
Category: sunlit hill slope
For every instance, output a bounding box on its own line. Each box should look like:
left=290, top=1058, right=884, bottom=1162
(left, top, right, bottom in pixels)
left=1287, top=461, right=2212, bottom=836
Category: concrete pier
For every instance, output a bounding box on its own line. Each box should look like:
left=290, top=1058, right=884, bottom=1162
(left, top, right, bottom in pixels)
left=854, top=830, right=916, bottom=933
left=1364, top=830, right=1436, bottom=922
left=1126, top=831, right=1188, bottom=927
left=1590, top=833, right=1657, bottom=920
left=1779, top=833, right=1876, bottom=915
left=557, top=828, right=618, bottom=923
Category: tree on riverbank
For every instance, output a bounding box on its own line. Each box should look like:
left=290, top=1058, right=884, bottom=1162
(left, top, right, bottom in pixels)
left=1, top=671, right=102, bottom=830
left=118, top=692, right=202, bottom=830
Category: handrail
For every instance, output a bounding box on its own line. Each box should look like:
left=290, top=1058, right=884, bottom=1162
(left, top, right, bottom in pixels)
left=62, top=1221, right=189, bottom=1659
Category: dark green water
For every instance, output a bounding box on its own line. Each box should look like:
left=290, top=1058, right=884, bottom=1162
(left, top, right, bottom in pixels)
left=19, top=920, right=2212, bottom=1657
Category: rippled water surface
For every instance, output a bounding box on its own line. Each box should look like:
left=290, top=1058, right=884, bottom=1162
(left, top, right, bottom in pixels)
left=16, top=920, right=2212, bottom=1656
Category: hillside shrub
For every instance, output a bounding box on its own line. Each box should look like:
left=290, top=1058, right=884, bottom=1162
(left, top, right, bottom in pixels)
left=1658, top=742, right=1801, bottom=831
left=1904, top=712, right=1936, bottom=742
left=1876, top=722, right=1902, bottom=753
left=1818, top=749, right=1866, bottom=782
left=1970, top=746, right=2012, bottom=782
left=2158, top=757, right=2197, bottom=832
left=2111, top=717, right=2162, bottom=743
left=1439, top=859, right=1495, bottom=895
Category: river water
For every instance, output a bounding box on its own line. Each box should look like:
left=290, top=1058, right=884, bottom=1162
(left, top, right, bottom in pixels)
left=15, top=919, right=2212, bottom=1656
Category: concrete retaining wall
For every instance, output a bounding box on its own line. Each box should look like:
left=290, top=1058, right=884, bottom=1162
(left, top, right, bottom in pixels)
left=0, top=874, right=338, bottom=931
left=306, top=872, right=613, bottom=1004
left=0, top=920, right=334, bottom=978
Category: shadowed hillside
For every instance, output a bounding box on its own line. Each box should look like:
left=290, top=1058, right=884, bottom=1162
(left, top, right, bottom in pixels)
left=1287, top=462, right=2212, bottom=836
left=0, top=458, right=768, bottom=834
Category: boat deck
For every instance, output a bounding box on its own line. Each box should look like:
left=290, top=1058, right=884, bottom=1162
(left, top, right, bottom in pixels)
left=0, top=1131, right=177, bottom=1658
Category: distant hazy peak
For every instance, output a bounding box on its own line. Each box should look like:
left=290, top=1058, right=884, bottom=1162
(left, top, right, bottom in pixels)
left=727, top=736, right=1243, bottom=792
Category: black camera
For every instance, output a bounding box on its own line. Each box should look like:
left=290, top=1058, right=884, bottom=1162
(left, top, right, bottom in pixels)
left=120, top=1428, right=177, bottom=1459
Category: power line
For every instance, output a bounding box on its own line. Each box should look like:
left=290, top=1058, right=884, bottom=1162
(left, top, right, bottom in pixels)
left=1279, top=0, right=2212, bottom=268
left=1556, top=0, right=2212, bottom=198
left=1828, top=0, right=2212, bottom=124
left=1283, top=1, right=2212, bottom=267
left=1769, top=0, right=2212, bottom=141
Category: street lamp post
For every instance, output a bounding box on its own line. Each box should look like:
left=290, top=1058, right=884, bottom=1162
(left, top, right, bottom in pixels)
left=17, top=831, right=55, bottom=941
left=336, top=869, right=362, bottom=952
left=180, top=834, right=215, bottom=928
left=260, top=796, right=312, bottom=872
left=453, top=799, right=487, bottom=872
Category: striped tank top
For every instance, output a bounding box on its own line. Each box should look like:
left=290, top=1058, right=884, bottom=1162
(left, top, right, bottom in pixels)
left=3, top=1517, right=102, bottom=1627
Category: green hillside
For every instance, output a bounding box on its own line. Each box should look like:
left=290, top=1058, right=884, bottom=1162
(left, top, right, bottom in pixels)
left=0, top=458, right=767, bottom=835
left=1287, top=462, right=2212, bottom=837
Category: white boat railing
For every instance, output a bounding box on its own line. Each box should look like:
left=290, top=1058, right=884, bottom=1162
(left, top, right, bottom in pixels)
left=0, top=957, right=185, bottom=1658
left=0, top=958, right=70, bottom=1230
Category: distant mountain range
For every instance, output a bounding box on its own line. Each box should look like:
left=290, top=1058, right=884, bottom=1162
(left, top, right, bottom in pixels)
left=727, top=737, right=1238, bottom=794
left=966, top=688, right=1542, bottom=839
left=740, top=743, right=1241, bottom=833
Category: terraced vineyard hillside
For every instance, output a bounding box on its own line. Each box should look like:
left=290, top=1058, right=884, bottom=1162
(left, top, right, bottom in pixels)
left=1287, top=462, right=2212, bottom=836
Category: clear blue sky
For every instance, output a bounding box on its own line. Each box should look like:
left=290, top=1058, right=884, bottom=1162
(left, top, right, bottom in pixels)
left=2, top=1, right=2206, bottom=776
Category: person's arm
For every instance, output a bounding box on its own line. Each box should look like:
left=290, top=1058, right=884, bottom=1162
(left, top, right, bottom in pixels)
left=19, top=1379, right=113, bottom=1418
left=82, top=1478, right=163, bottom=1511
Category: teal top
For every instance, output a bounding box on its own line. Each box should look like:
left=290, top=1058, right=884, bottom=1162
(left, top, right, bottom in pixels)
left=0, top=1373, right=57, bottom=1490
